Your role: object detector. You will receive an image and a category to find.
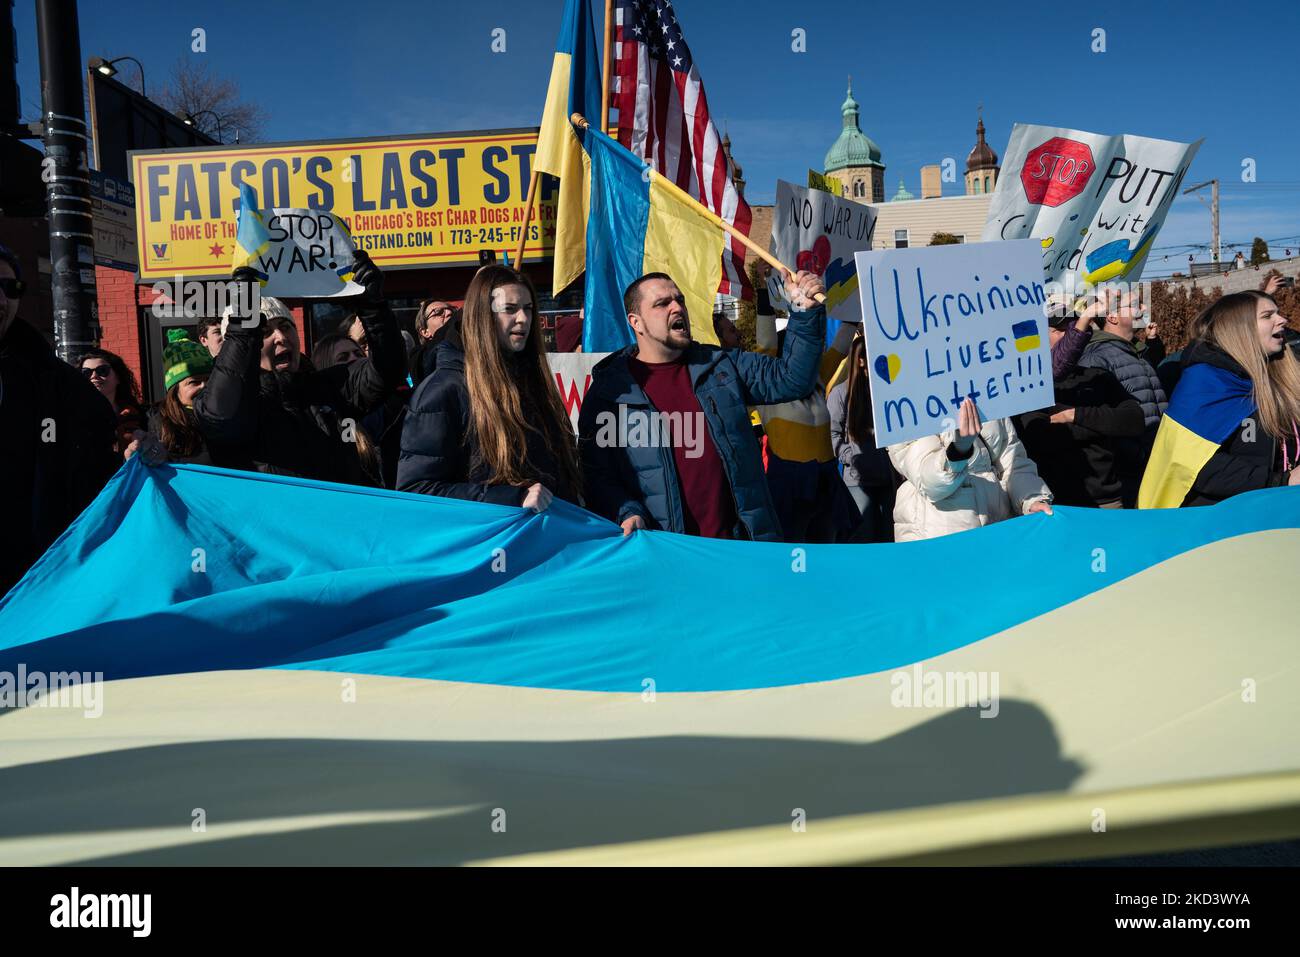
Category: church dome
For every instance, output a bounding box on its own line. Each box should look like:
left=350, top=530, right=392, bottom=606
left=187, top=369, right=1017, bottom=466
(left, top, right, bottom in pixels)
left=890, top=179, right=914, bottom=202
left=966, top=117, right=998, bottom=173
left=824, top=82, right=884, bottom=173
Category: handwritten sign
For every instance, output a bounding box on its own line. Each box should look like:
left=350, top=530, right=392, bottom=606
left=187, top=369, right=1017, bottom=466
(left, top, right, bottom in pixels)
left=854, top=240, right=1054, bottom=447
left=983, top=123, right=1201, bottom=292
left=768, top=179, right=877, bottom=324
left=241, top=209, right=365, bottom=298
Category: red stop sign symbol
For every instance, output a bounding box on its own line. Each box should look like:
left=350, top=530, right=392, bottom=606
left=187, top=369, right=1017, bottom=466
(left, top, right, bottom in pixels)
left=1020, top=137, right=1095, bottom=207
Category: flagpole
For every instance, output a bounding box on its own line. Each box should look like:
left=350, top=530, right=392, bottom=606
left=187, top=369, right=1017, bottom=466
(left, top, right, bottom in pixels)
left=571, top=113, right=825, bottom=303
left=601, top=0, right=613, bottom=133
left=514, top=172, right=539, bottom=269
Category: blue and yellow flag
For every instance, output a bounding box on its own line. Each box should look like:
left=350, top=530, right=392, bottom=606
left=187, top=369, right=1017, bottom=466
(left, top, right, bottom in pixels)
left=1138, top=363, right=1255, bottom=509
left=534, top=0, right=602, bottom=293
left=582, top=125, right=724, bottom=353
left=231, top=183, right=271, bottom=279
left=3, top=460, right=1300, bottom=864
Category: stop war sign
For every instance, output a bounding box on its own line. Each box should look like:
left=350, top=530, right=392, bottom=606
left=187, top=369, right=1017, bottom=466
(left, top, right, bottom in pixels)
left=1020, top=137, right=1095, bottom=207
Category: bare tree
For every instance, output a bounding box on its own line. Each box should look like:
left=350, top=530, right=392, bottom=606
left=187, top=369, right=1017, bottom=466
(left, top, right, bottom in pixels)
left=156, top=58, right=268, bottom=143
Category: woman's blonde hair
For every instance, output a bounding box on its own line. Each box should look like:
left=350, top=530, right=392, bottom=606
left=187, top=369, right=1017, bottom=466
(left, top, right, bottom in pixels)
left=1199, top=291, right=1300, bottom=440
left=460, top=265, right=581, bottom=498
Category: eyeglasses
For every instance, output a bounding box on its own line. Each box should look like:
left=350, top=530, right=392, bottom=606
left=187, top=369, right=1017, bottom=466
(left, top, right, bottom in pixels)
left=81, top=365, right=112, bottom=379
left=427, top=305, right=453, bottom=317
left=0, top=277, right=24, bottom=298
left=491, top=303, right=535, bottom=317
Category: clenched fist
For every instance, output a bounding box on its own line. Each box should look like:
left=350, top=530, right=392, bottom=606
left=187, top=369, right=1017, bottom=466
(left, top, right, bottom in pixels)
left=784, top=269, right=825, bottom=311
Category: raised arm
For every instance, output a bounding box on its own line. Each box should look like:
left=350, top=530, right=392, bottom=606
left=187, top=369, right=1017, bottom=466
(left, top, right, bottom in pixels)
left=732, top=270, right=827, bottom=405
left=339, top=252, right=408, bottom=415
left=192, top=272, right=261, bottom=445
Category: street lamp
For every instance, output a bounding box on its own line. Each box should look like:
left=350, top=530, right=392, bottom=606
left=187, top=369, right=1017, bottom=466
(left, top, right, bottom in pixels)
left=87, top=55, right=147, bottom=95
left=182, top=110, right=226, bottom=143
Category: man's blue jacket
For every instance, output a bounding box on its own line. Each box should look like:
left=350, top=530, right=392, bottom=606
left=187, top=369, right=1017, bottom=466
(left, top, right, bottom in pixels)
left=577, top=305, right=826, bottom=541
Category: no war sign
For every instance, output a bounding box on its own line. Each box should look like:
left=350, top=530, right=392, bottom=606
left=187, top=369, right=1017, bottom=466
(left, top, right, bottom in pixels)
left=768, top=179, right=877, bottom=324
left=983, top=123, right=1201, bottom=292
left=235, top=207, right=365, bottom=298
left=854, top=240, right=1055, bottom=448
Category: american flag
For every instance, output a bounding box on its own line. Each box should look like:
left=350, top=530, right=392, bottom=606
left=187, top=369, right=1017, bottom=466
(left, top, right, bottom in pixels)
left=612, top=0, right=753, bottom=300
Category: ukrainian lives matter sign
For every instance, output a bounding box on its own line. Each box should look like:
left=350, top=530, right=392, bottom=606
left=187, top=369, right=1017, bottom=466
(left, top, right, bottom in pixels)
left=982, top=123, right=1202, bottom=291
left=854, top=240, right=1054, bottom=448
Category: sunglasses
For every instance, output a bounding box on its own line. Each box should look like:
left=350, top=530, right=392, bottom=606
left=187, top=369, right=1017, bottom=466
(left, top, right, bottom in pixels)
left=81, top=365, right=112, bottom=379
left=0, top=277, right=24, bottom=298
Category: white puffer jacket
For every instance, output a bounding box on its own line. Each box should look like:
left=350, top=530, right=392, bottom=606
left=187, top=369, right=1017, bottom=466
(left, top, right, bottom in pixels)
left=888, top=417, right=1052, bottom=542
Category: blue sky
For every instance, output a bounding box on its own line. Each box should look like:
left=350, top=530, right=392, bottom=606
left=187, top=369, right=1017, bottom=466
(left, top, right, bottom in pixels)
left=13, top=0, right=1300, bottom=275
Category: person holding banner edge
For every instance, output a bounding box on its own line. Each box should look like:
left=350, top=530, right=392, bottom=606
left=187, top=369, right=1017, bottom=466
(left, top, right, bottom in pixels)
left=578, top=269, right=826, bottom=540
left=397, top=265, right=582, bottom=510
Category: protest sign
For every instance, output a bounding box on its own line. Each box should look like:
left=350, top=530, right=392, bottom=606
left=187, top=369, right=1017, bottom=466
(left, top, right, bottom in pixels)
left=768, top=179, right=877, bottom=324
left=131, top=129, right=558, bottom=281
left=546, top=351, right=608, bottom=432
left=853, top=239, right=1053, bottom=448
left=982, top=123, right=1201, bottom=293
left=234, top=207, right=365, bottom=298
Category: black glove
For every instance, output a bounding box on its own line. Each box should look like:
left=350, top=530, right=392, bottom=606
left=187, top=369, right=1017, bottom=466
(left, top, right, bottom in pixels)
left=350, top=250, right=384, bottom=304
left=228, top=267, right=263, bottom=331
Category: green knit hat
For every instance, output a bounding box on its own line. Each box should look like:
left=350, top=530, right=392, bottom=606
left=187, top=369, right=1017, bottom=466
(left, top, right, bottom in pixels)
left=163, top=329, right=214, bottom=391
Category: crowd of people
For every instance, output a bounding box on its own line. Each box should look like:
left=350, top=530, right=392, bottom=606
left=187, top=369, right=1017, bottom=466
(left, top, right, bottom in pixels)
left=2, top=239, right=1299, bottom=595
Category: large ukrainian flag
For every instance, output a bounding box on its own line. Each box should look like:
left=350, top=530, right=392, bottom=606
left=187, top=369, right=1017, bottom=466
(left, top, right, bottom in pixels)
left=533, top=0, right=602, bottom=293
left=582, top=124, right=724, bottom=352
left=1138, top=363, right=1255, bottom=509
left=3, top=459, right=1300, bottom=865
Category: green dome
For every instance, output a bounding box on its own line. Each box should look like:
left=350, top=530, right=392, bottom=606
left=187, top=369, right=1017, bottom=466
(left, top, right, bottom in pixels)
left=890, top=179, right=914, bottom=202
left=824, top=83, right=883, bottom=173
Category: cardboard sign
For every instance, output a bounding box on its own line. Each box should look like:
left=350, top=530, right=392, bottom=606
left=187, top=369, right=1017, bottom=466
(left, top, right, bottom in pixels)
left=983, top=123, right=1201, bottom=292
left=768, top=179, right=877, bottom=323
left=238, top=208, right=365, bottom=298
left=853, top=240, right=1054, bottom=447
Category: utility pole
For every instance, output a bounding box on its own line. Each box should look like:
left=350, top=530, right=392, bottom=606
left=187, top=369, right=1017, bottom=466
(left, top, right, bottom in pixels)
left=36, top=0, right=97, bottom=362
left=1182, top=179, right=1220, bottom=267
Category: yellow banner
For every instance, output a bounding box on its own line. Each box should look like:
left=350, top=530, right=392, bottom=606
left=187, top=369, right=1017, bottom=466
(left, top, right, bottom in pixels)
left=131, top=129, right=558, bottom=280
left=808, top=169, right=842, bottom=196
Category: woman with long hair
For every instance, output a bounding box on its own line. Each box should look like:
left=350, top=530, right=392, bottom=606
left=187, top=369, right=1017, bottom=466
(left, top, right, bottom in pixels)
left=827, top=334, right=897, bottom=542
left=1140, top=290, right=1300, bottom=507
left=79, top=347, right=144, bottom=452
left=398, top=265, right=581, bottom=509
left=127, top=330, right=214, bottom=465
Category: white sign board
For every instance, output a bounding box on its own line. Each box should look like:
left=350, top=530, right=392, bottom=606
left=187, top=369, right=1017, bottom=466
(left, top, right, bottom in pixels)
left=546, top=352, right=609, bottom=433
left=249, top=209, right=365, bottom=298
left=854, top=240, right=1054, bottom=448
left=982, top=123, right=1201, bottom=292
left=767, top=179, right=877, bottom=323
